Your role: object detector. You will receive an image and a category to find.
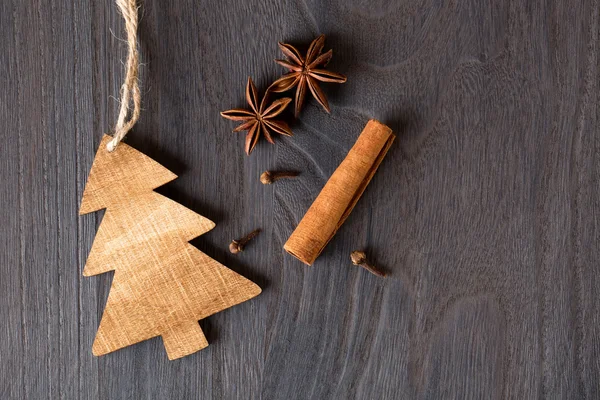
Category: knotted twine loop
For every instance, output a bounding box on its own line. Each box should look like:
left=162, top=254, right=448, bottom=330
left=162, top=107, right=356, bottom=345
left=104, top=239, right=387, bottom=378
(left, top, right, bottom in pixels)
left=106, top=0, right=141, bottom=152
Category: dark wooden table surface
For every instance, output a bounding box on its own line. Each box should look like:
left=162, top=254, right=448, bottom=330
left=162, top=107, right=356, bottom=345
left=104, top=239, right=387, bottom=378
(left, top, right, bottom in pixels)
left=2, top=0, right=599, bottom=399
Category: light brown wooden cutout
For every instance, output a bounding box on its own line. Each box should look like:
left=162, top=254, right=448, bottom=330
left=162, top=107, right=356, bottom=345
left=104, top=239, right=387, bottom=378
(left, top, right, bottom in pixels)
left=80, top=135, right=261, bottom=360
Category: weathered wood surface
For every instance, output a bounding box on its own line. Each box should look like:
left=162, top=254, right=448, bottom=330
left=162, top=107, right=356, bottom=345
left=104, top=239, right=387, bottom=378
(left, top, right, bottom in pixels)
left=1, top=0, right=599, bottom=398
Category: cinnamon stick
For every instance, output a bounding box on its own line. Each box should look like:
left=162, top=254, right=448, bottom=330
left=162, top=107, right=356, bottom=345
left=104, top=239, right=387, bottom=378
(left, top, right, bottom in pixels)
left=284, top=120, right=395, bottom=265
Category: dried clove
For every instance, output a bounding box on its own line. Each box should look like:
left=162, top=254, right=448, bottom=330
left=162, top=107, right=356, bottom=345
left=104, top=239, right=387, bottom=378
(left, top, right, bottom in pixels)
left=229, top=229, right=261, bottom=254
left=350, top=251, right=386, bottom=278
left=260, top=170, right=299, bottom=185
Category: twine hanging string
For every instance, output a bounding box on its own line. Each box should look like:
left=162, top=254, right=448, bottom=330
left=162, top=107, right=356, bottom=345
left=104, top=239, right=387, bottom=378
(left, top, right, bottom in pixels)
left=106, top=0, right=141, bottom=152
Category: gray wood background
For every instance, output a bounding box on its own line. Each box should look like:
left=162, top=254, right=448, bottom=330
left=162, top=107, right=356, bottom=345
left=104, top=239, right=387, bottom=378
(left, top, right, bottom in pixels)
left=1, top=0, right=599, bottom=398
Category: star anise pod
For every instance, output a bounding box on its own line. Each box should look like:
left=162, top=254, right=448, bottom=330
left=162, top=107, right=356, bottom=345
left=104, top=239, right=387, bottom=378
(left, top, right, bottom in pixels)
left=269, top=34, right=347, bottom=116
left=221, top=77, right=293, bottom=155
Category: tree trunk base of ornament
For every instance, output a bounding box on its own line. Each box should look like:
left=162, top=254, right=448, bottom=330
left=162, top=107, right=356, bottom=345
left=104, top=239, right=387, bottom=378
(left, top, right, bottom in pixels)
left=162, top=320, right=208, bottom=360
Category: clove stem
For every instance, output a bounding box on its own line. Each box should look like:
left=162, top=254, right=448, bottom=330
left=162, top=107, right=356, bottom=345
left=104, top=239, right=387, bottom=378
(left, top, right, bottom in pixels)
left=260, top=170, right=299, bottom=185
left=229, top=229, right=261, bottom=254
left=350, top=251, right=386, bottom=278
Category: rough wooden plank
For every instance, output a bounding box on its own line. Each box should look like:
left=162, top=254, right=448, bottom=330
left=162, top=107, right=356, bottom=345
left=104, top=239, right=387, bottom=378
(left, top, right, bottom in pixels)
left=1, top=0, right=599, bottom=398
left=0, top=1, right=24, bottom=398
left=9, top=0, right=56, bottom=398
left=73, top=0, right=100, bottom=398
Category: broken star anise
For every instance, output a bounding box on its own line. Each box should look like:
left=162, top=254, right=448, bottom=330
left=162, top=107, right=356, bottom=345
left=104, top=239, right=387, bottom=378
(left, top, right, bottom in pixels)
left=269, top=34, right=347, bottom=116
left=221, top=77, right=293, bottom=155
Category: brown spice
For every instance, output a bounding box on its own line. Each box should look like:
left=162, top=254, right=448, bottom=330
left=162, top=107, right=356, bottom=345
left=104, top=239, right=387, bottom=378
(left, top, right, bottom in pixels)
left=283, top=120, right=395, bottom=266
left=269, top=34, right=347, bottom=116
left=350, top=251, right=386, bottom=278
left=260, top=170, right=299, bottom=184
left=229, top=229, right=261, bottom=254
left=221, top=77, right=293, bottom=155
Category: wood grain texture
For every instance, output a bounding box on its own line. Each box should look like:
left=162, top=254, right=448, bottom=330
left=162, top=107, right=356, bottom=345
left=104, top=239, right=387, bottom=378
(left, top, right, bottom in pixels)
left=1, top=0, right=599, bottom=398
left=80, top=135, right=261, bottom=360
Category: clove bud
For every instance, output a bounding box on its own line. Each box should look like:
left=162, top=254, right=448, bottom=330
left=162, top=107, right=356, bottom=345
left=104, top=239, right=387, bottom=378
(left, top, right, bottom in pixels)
left=229, top=229, right=261, bottom=254
left=350, top=251, right=386, bottom=277
left=260, top=170, right=299, bottom=185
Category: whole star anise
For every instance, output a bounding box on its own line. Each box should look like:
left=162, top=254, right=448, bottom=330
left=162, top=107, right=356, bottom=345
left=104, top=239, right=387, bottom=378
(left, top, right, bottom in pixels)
left=221, top=77, right=293, bottom=155
left=269, top=34, right=347, bottom=116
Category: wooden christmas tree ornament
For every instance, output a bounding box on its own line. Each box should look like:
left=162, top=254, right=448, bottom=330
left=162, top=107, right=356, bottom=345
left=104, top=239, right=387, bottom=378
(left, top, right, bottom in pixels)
left=80, top=135, right=261, bottom=360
